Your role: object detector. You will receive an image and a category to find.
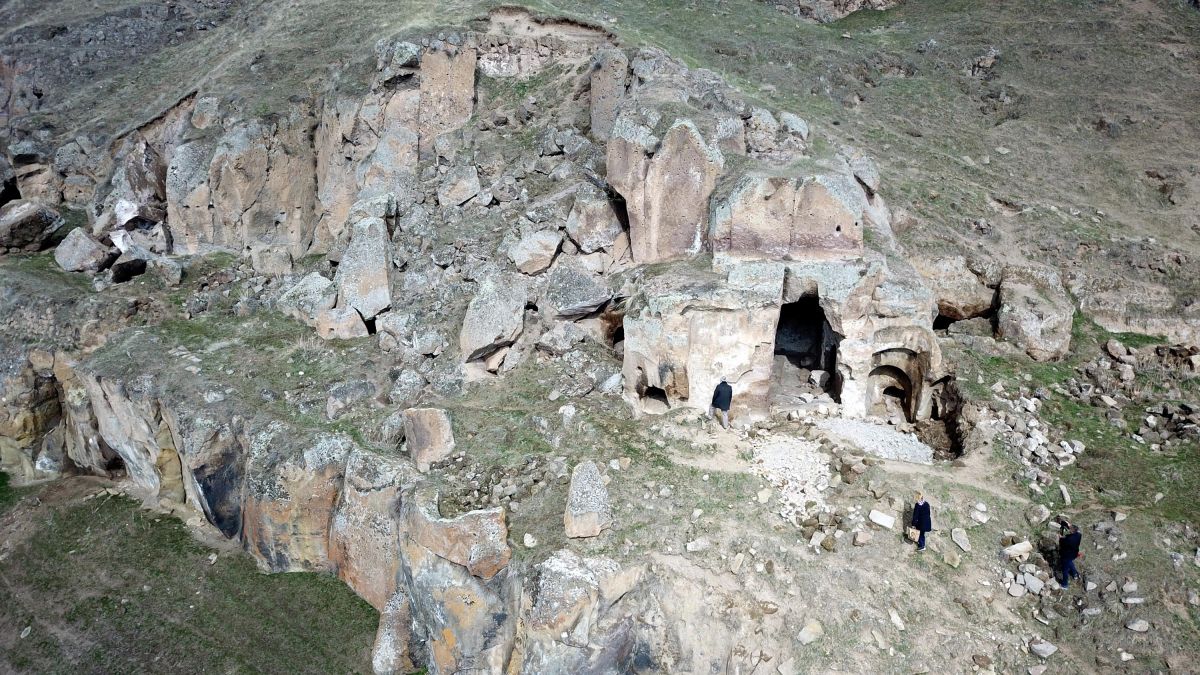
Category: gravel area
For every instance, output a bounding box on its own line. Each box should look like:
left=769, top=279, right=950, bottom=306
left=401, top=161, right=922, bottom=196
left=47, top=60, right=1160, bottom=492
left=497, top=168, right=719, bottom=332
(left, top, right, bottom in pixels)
left=817, top=419, right=934, bottom=464
left=750, top=436, right=831, bottom=524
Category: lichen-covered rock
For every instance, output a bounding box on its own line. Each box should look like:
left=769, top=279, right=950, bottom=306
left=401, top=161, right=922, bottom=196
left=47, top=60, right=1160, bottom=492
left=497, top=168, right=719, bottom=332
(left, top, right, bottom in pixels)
left=459, top=274, right=528, bottom=361
left=277, top=272, right=337, bottom=325
left=608, top=115, right=724, bottom=264
left=334, top=217, right=393, bottom=320
left=54, top=228, right=115, bottom=273
left=330, top=449, right=417, bottom=610
left=403, top=408, right=455, bottom=472
left=403, top=485, right=511, bottom=579
left=507, top=229, right=561, bottom=274
left=997, top=265, right=1074, bottom=361
left=316, top=306, right=370, bottom=340
left=566, top=185, right=624, bottom=254
left=372, top=592, right=416, bottom=675
left=542, top=259, right=612, bottom=319
left=0, top=199, right=63, bottom=251
left=397, top=533, right=512, bottom=675
left=564, top=460, right=613, bottom=538
left=437, top=164, right=481, bottom=206
left=241, top=428, right=354, bottom=572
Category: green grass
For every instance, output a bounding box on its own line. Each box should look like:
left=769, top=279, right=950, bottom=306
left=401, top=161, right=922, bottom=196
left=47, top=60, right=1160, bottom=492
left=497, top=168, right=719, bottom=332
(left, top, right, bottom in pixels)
left=0, top=471, right=32, bottom=515
left=0, top=490, right=378, bottom=674
left=953, top=314, right=1200, bottom=522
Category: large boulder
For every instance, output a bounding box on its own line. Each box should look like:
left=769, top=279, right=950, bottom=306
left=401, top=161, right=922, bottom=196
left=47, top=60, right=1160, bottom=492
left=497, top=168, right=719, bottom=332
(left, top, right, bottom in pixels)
left=315, top=306, right=370, bottom=340
left=507, top=230, right=561, bottom=275
left=564, top=460, right=613, bottom=538
left=403, top=408, right=456, bottom=472
left=54, top=228, right=115, bottom=273
left=997, top=265, right=1074, bottom=361
left=277, top=272, right=337, bottom=325
left=542, top=259, right=612, bottom=319
left=608, top=114, right=723, bottom=264
left=709, top=173, right=866, bottom=261
left=911, top=255, right=996, bottom=321
left=334, top=217, right=392, bottom=320
left=403, top=485, right=512, bottom=579
left=566, top=184, right=624, bottom=254
left=459, top=274, right=528, bottom=361
left=437, top=164, right=481, bottom=207
left=0, top=199, right=63, bottom=252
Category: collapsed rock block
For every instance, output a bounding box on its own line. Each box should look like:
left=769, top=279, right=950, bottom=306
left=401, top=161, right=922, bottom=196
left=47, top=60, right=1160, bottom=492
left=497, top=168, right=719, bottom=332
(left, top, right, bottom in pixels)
left=0, top=199, right=63, bottom=251
left=54, top=228, right=115, bottom=273
left=316, top=306, right=369, bottom=340
left=277, top=272, right=337, bottom=325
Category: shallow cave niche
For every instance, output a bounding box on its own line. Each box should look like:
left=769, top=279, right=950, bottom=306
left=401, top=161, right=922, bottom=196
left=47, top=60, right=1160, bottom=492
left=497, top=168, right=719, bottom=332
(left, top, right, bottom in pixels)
left=0, top=174, right=19, bottom=207
left=633, top=367, right=671, bottom=415
left=868, top=364, right=912, bottom=423
left=770, top=295, right=842, bottom=401
left=933, top=291, right=1000, bottom=335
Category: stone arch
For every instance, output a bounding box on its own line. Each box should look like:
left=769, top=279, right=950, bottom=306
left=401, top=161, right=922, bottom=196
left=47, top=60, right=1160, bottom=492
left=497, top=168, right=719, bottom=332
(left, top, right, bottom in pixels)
left=869, top=347, right=928, bottom=422
left=868, top=365, right=913, bottom=422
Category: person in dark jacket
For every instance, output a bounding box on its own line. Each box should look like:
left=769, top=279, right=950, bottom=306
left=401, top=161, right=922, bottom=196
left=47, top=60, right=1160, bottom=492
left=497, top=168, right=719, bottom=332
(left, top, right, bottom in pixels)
left=1057, top=521, right=1082, bottom=589
left=912, top=492, right=932, bottom=552
left=709, top=377, right=733, bottom=429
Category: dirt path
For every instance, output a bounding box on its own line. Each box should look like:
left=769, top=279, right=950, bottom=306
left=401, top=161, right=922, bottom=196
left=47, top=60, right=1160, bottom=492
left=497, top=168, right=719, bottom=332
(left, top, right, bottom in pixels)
left=880, top=450, right=1030, bottom=504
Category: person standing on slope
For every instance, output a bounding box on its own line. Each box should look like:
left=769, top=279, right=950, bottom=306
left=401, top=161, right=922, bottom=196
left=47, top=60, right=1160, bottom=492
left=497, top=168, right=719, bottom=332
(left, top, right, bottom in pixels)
left=709, top=377, right=733, bottom=430
left=912, top=492, right=932, bottom=552
left=1057, top=520, right=1083, bottom=589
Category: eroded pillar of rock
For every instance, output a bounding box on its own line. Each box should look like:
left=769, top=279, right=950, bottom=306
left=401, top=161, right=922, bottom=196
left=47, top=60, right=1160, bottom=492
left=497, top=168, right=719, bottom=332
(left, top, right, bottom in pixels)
left=607, top=115, right=723, bottom=264
left=418, top=47, right=477, bottom=158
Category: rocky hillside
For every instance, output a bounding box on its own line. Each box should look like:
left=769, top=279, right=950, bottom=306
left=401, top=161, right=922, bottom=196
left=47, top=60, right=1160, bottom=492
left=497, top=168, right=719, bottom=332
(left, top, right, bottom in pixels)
left=1, top=1, right=1198, bottom=673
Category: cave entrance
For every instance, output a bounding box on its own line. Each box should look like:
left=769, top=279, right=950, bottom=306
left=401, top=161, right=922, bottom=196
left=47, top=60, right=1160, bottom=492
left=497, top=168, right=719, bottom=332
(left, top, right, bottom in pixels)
left=771, top=296, right=840, bottom=401
left=869, top=365, right=912, bottom=423
left=640, top=385, right=669, bottom=414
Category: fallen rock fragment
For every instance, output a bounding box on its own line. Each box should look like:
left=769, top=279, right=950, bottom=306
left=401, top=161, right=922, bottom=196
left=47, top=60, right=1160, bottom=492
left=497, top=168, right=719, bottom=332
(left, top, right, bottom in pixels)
left=564, top=460, right=613, bottom=538
left=54, top=228, right=115, bottom=273
left=0, top=199, right=63, bottom=251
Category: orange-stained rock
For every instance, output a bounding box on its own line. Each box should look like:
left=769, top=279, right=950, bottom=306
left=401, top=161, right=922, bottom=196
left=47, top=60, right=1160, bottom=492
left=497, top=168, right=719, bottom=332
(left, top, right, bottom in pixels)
left=329, top=448, right=418, bottom=610
left=398, top=534, right=514, bottom=675
left=403, top=484, right=512, bottom=579
left=418, top=47, right=477, bottom=158
left=240, top=427, right=353, bottom=571
left=403, top=408, right=455, bottom=472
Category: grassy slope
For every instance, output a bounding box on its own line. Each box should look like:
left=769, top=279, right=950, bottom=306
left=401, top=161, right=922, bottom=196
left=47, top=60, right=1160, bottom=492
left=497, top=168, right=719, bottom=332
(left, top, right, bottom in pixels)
left=0, top=476, right=378, bottom=674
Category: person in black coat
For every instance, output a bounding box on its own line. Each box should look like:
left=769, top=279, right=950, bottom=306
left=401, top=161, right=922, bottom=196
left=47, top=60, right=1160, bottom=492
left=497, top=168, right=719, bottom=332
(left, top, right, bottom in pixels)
left=1057, top=520, right=1083, bottom=589
left=912, top=492, right=932, bottom=551
left=709, top=377, right=733, bottom=429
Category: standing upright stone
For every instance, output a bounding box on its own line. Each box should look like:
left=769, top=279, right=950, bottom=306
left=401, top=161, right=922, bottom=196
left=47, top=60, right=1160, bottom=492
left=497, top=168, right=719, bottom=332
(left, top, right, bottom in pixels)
left=404, top=408, right=456, bottom=472
left=589, top=48, right=628, bottom=140
left=607, top=115, right=723, bottom=264
left=334, top=217, right=392, bottom=321
left=418, top=47, right=477, bottom=158
left=564, top=460, right=613, bottom=538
